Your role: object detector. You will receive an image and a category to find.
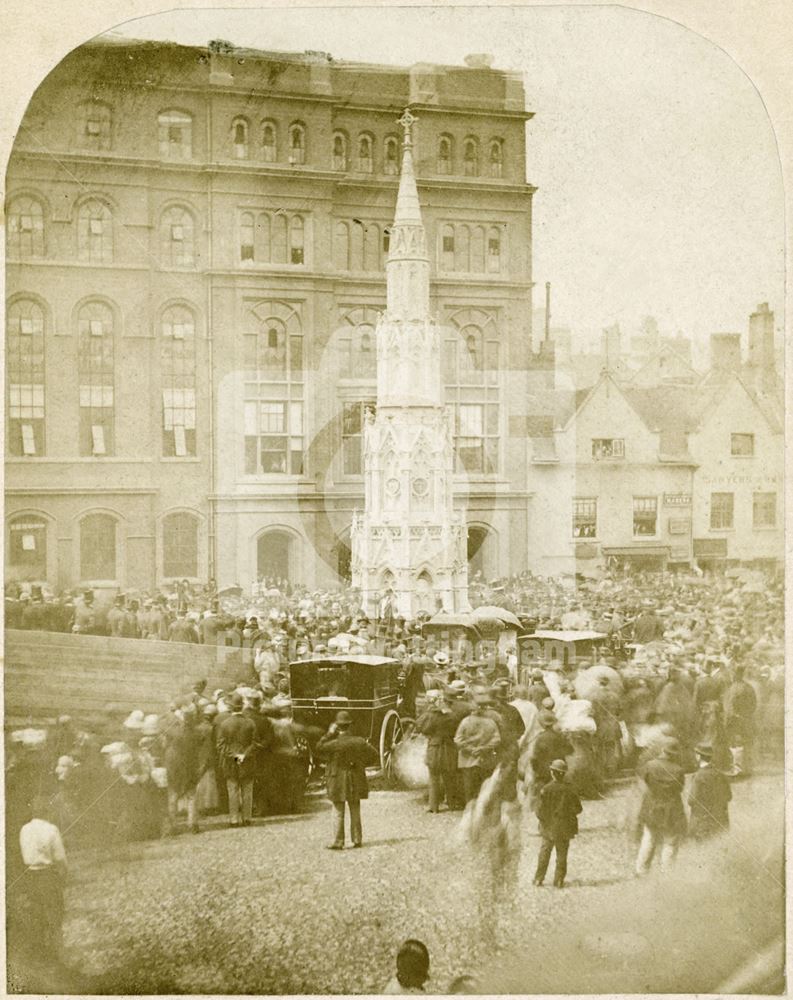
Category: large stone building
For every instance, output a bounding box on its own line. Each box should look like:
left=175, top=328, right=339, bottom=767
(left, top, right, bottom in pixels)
left=5, top=38, right=536, bottom=594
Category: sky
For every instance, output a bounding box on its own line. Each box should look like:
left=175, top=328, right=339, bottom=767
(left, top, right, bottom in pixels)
left=105, top=6, right=784, bottom=363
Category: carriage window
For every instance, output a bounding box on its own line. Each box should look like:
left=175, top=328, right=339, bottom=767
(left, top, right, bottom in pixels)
left=316, top=666, right=350, bottom=699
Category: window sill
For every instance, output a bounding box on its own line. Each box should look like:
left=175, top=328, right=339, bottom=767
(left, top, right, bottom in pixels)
left=752, top=525, right=778, bottom=532
left=160, top=456, right=202, bottom=463
left=729, top=454, right=755, bottom=459
left=708, top=527, right=735, bottom=533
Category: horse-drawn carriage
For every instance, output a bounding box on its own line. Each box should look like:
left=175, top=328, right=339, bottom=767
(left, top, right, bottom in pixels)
left=288, top=654, right=410, bottom=780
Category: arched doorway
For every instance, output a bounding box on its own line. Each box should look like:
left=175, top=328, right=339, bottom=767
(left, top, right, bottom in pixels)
left=257, top=530, right=293, bottom=583
left=413, top=570, right=435, bottom=616
left=467, top=525, right=491, bottom=581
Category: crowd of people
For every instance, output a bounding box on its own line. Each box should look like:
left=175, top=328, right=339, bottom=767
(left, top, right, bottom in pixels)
left=6, top=564, right=785, bottom=977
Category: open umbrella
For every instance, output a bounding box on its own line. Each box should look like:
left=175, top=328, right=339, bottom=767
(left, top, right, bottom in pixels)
left=425, top=611, right=480, bottom=629
left=472, top=605, right=521, bottom=628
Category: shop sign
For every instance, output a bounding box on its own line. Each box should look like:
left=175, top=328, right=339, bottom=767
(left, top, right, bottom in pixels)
left=663, top=494, right=691, bottom=506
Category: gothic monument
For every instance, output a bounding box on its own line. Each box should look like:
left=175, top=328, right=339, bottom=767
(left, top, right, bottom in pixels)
left=351, top=110, right=471, bottom=618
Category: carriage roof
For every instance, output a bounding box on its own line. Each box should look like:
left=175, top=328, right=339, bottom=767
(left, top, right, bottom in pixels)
left=289, top=655, right=400, bottom=668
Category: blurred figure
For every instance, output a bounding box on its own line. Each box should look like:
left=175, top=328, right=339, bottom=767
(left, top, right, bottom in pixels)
left=635, top=739, right=687, bottom=875
left=417, top=693, right=460, bottom=812
left=317, top=710, right=379, bottom=849
left=533, top=758, right=582, bottom=889
left=723, top=666, right=757, bottom=777
left=687, top=743, right=731, bottom=840
left=383, top=939, right=430, bottom=994
left=18, top=795, right=67, bottom=960
left=454, top=690, right=502, bottom=804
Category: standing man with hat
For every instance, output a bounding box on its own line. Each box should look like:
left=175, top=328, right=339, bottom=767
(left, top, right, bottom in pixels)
left=316, top=710, right=379, bottom=849
left=533, top=759, right=582, bottom=889
left=635, top=738, right=687, bottom=875
left=454, top=689, right=502, bottom=804
left=17, top=795, right=68, bottom=960
left=688, top=743, right=731, bottom=840
left=216, top=692, right=257, bottom=827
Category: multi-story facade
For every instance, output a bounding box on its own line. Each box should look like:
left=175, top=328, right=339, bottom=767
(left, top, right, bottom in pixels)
left=5, top=39, right=535, bottom=593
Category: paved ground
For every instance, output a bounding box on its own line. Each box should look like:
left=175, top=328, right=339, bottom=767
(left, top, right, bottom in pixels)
left=10, top=768, right=785, bottom=994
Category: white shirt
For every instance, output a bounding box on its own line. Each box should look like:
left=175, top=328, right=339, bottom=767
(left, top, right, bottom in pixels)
left=19, top=818, right=66, bottom=870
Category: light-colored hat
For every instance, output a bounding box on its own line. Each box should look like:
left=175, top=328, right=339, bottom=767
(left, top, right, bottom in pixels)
left=449, top=679, right=467, bottom=693
left=141, top=714, right=160, bottom=736
left=433, top=651, right=450, bottom=666
left=123, top=709, right=145, bottom=731
left=11, top=728, right=47, bottom=747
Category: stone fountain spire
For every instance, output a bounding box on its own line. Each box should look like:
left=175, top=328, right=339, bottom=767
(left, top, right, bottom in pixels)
left=351, top=109, right=470, bottom=619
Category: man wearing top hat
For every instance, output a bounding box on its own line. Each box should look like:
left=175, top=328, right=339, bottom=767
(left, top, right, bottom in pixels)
left=316, top=710, right=379, bottom=849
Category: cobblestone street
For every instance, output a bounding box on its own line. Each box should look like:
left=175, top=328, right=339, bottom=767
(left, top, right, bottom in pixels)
left=38, top=769, right=783, bottom=994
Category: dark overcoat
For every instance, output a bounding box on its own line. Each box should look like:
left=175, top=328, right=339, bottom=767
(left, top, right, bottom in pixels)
left=637, top=756, right=687, bottom=835
left=416, top=706, right=458, bottom=771
left=316, top=731, right=379, bottom=803
left=688, top=765, right=731, bottom=839
left=537, top=779, right=582, bottom=840
left=216, top=712, right=257, bottom=779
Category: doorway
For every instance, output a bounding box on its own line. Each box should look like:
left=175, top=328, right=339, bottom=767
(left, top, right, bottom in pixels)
left=257, top=530, right=292, bottom=583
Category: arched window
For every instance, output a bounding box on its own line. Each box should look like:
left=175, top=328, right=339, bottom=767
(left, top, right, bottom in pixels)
left=79, top=101, right=112, bottom=150
left=262, top=120, right=277, bottom=162
left=455, top=224, right=471, bottom=272
left=163, top=512, right=199, bottom=578
left=8, top=514, right=48, bottom=580
left=332, top=131, right=348, bottom=171
left=363, top=222, right=380, bottom=271
left=244, top=301, right=304, bottom=475
left=240, top=211, right=255, bottom=261
left=489, top=139, right=503, bottom=179
left=77, top=199, right=112, bottom=263
left=463, top=137, right=479, bottom=177
left=7, top=195, right=45, bottom=259
left=334, top=221, right=350, bottom=271
left=384, top=135, right=399, bottom=176
left=158, top=110, right=193, bottom=160
left=350, top=218, right=364, bottom=271
left=80, top=513, right=117, bottom=581
left=446, top=308, right=501, bottom=474
left=357, top=133, right=373, bottom=173
left=339, top=305, right=380, bottom=381
left=437, top=135, right=453, bottom=175
left=470, top=226, right=486, bottom=273
left=77, top=301, right=114, bottom=456
left=160, top=205, right=195, bottom=268
left=290, top=215, right=305, bottom=264
left=289, top=122, right=305, bottom=164
left=7, top=299, right=45, bottom=456
left=161, top=305, right=197, bottom=457
left=487, top=226, right=502, bottom=273
left=440, top=223, right=455, bottom=271
left=272, top=213, right=288, bottom=263
left=231, top=118, right=249, bottom=159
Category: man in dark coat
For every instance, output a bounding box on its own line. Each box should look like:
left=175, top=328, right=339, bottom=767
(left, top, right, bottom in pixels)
left=163, top=699, right=201, bottom=834
left=533, top=758, right=582, bottom=889
left=635, top=739, right=687, bottom=874
left=688, top=743, right=731, bottom=840
left=530, top=711, right=573, bottom=812
left=316, top=710, right=379, bottom=849
left=723, top=666, right=758, bottom=775
left=526, top=668, right=550, bottom=709
left=417, top=694, right=460, bottom=812
left=216, top=692, right=257, bottom=827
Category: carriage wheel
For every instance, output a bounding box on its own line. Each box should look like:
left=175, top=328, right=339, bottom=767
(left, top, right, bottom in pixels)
left=379, top=710, right=404, bottom=784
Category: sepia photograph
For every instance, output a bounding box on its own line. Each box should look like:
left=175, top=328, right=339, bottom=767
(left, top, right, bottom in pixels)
left=2, top=2, right=787, bottom=994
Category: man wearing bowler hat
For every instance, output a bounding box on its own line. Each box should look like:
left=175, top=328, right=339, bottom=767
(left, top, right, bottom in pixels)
left=316, top=710, right=379, bottom=849
left=533, top=758, right=582, bottom=889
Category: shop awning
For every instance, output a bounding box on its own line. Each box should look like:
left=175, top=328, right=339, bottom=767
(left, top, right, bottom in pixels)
left=601, top=546, right=670, bottom=558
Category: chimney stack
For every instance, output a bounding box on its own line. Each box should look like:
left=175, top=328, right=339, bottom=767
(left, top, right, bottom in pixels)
left=747, top=302, right=775, bottom=386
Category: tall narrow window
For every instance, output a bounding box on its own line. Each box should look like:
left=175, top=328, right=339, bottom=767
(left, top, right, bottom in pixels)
left=160, top=205, right=195, bottom=268
left=753, top=492, right=776, bottom=529
left=77, top=301, right=114, bottom=456
left=289, top=122, right=305, bottom=164
left=290, top=215, right=305, bottom=264
left=446, top=307, right=500, bottom=474
left=158, top=110, right=193, bottom=160
left=338, top=305, right=381, bottom=380
left=161, top=305, right=197, bottom=457
left=454, top=225, right=470, bottom=272
left=79, top=101, right=112, bottom=151
left=334, top=221, right=350, bottom=271
left=438, top=135, right=452, bottom=175
left=633, top=496, right=658, bottom=536
left=272, top=213, right=288, bottom=263
left=77, top=199, right=112, bottom=264
left=7, top=299, right=45, bottom=456
left=8, top=515, right=48, bottom=579
left=384, top=135, right=399, bottom=175
left=262, top=121, right=277, bottom=162
left=710, top=493, right=734, bottom=530
left=80, top=513, right=116, bottom=581
left=231, top=118, right=248, bottom=159
left=573, top=499, right=598, bottom=538
left=332, top=132, right=348, bottom=171
left=463, top=138, right=479, bottom=177
left=163, top=512, right=199, bottom=578
left=244, top=301, right=304, bottom=475
left=7, top=195, right=45, bottom=259
left=440, top=224, right=455, bottom=272
left=487, top=227, right=502, bottom=273
left=358, top=133, right=373, bottom=172
left=240, top=211, right=255, bottom=261
left=489, top=139, right=503, bottom=178
left=342, top=401, right=376, bottom=475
